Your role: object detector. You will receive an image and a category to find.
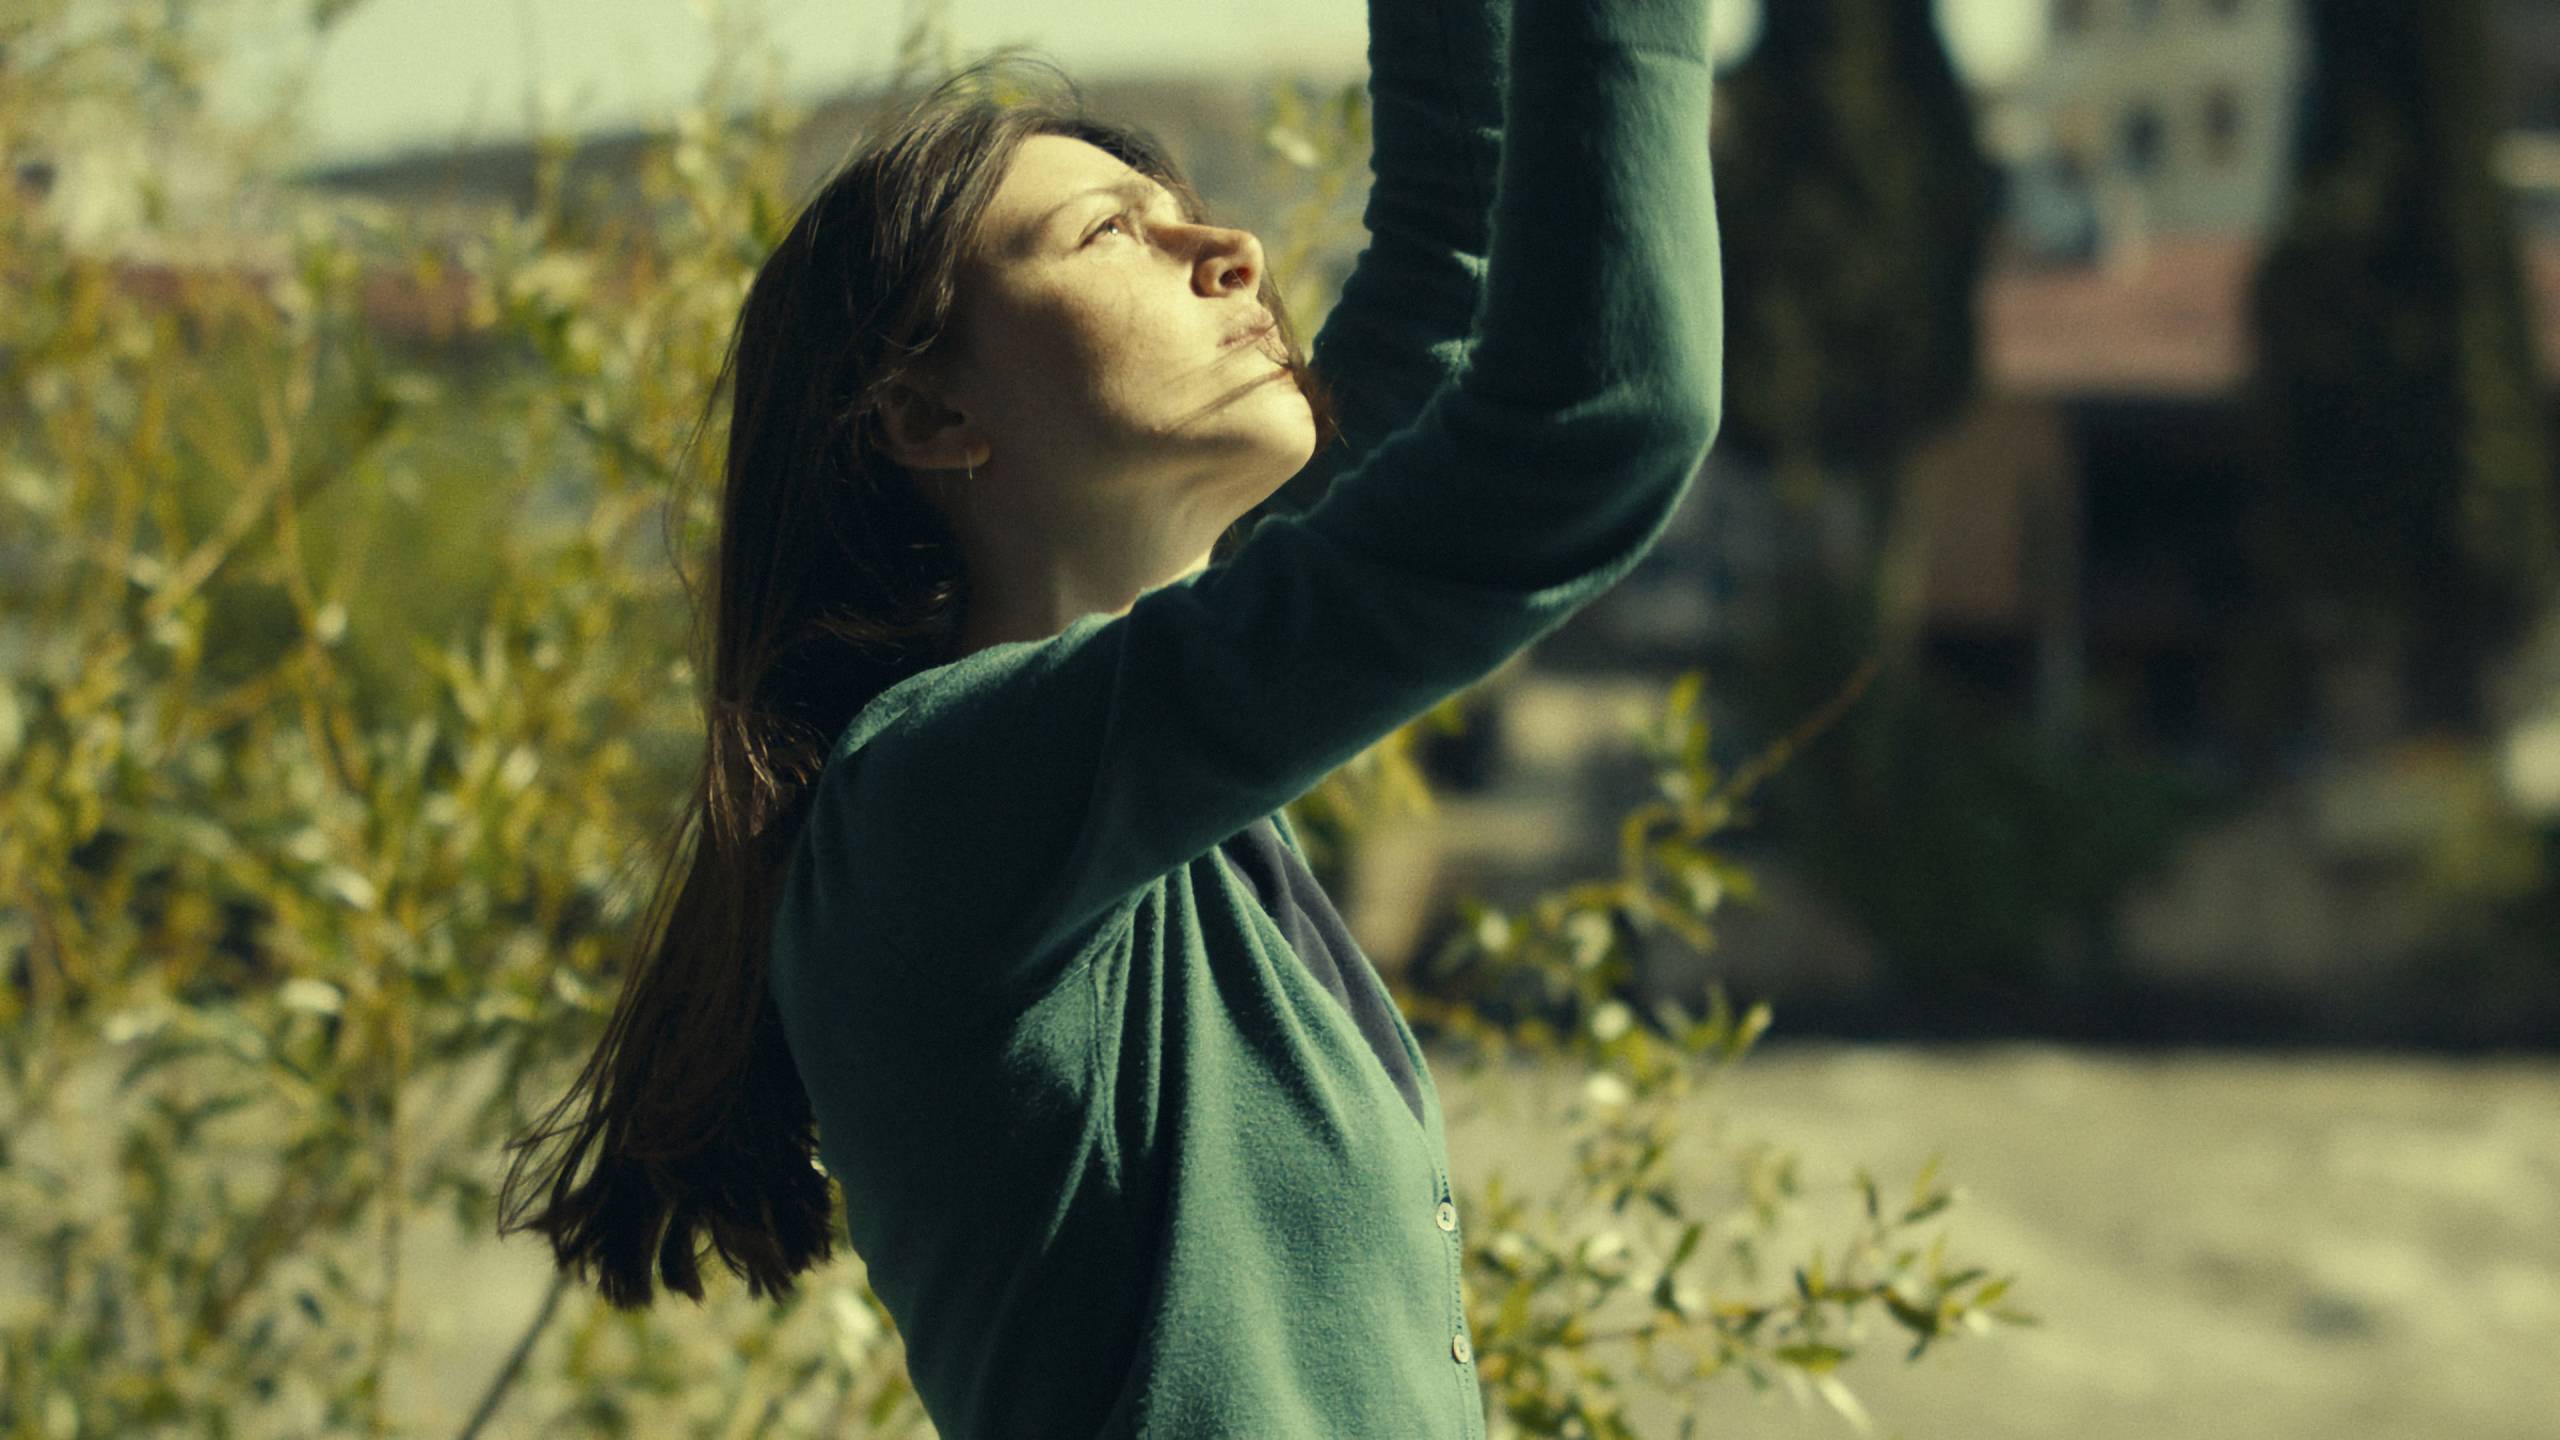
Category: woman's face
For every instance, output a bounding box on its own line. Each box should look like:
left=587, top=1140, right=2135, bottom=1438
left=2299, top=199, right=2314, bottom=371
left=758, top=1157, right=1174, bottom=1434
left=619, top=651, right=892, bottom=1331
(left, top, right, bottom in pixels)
left=885, top=134, right=1316, bottom=604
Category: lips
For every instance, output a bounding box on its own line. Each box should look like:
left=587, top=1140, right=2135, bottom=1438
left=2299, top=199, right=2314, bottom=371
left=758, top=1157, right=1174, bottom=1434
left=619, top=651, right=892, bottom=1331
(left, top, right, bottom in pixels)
left=1222, top=311, right=1276, bottom=350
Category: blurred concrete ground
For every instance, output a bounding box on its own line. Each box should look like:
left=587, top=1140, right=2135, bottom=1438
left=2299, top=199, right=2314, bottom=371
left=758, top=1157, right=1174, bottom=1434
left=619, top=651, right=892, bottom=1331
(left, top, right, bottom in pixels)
left=1441, top=1042, right=2560, bottom=1440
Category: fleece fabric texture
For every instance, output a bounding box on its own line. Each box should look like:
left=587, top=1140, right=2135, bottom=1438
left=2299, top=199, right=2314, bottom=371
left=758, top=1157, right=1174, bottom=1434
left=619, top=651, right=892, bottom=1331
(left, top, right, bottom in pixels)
left=765, top=0, right=1724, bottom=1431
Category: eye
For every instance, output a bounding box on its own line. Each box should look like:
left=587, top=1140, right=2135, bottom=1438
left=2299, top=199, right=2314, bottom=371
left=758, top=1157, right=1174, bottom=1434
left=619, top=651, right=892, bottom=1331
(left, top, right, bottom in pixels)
left=1087, top=208, right=1136, bottom=244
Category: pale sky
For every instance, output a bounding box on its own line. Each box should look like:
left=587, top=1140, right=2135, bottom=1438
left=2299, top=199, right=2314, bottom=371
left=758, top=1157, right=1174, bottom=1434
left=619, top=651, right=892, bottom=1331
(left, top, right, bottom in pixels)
left=202, top=0, right=2048, bottom=171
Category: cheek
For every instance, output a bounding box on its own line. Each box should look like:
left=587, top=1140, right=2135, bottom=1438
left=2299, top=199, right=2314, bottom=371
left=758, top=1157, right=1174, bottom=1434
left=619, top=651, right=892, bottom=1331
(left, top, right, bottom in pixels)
left=975, top=326, right=1102, bottom=426
left=1011, top=289, right=1187, bottom=422
left=1027, top=307, right=1132, bottom=395
left=1076, top=328, right=1185, bottom=418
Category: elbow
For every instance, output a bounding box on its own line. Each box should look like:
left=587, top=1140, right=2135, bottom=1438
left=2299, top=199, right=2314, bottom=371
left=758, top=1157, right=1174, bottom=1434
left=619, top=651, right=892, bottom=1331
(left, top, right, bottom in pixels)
left=1656, top=392, right=1721, bottom=468
left=1645, top=347, right=1722, bottom=462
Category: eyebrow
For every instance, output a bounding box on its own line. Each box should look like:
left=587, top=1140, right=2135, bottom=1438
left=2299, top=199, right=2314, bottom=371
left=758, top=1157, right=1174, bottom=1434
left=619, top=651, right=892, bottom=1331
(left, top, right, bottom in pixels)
left=1033, top=176, right=1177, bottom=247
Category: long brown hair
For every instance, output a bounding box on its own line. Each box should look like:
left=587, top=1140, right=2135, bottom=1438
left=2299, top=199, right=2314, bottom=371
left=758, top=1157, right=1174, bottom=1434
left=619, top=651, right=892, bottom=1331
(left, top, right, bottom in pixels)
left=495, top=50, right=1341, bottom=1309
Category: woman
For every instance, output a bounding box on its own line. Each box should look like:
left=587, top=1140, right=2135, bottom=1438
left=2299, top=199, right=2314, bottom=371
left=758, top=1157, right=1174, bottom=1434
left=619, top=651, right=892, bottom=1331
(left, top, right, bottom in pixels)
left=498, top=0, right=1721, bottom=1431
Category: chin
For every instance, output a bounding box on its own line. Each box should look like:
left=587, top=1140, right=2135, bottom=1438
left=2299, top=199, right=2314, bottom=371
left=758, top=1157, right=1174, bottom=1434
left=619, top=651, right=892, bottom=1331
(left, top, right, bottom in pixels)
left=1259, top=421, right=1317, bottom=481
left=1269, top=387, right=1318, bottom=445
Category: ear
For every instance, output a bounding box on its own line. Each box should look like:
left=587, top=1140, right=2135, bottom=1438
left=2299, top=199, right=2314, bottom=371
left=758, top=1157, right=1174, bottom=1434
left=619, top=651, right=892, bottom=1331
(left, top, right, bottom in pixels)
left=874, top=377, right=978, bottom=474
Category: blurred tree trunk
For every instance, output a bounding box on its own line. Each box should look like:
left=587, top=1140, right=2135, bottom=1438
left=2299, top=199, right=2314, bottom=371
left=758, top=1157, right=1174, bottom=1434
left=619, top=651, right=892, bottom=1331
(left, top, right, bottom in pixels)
left=2246, top=0, right=2556, bottom=740
left=1714, top=1, right=2109, bottom=1008
left=1713, top=0, right=2000, bottom=690
left=1715, top=0, right=1999, bottom=496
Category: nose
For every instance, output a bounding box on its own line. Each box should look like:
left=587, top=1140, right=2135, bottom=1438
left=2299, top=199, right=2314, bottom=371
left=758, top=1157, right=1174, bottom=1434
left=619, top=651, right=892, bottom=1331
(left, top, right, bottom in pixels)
left=1202, top=224, right=1263, bottom=298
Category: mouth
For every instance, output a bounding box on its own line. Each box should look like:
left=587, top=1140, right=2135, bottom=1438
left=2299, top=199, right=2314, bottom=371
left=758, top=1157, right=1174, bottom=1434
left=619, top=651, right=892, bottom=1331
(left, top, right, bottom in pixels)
left=1222, top=314, right=1277, bottom=351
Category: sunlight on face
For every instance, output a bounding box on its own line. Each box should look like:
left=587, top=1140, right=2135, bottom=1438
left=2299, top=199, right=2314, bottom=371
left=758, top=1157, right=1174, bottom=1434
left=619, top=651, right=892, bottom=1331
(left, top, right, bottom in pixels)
left=942, top=133, right=1313, bottom=510
left=886, top=134, right=1318, bottom=657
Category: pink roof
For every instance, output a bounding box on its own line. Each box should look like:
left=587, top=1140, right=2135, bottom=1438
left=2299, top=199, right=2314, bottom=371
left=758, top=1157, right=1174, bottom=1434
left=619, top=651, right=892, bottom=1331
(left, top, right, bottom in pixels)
left=1983, top=230, right=2560, bottom=398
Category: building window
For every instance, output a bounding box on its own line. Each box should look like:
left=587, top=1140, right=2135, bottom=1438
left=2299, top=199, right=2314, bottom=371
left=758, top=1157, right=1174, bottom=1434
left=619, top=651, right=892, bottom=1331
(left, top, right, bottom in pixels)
left=2053, top=0, right=2095, bottom=38
left=2119, top=102, right=2167, bottom=176
left=2201, top=86, right=2243, bottom=166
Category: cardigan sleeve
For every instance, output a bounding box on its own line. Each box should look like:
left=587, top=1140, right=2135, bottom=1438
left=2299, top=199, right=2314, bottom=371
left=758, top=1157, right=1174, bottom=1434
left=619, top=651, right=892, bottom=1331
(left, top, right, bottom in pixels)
left=1288, top=0, right=1506, bottom=507
left=825, top=0, right=1723, bottom=1004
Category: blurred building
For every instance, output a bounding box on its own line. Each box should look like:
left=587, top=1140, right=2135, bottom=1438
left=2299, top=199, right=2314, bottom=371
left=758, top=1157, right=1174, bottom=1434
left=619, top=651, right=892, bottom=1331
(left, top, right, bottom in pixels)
left=2004, top=0, right=2308, bottom=254
left=1985, top=0, right=2560, bottom=252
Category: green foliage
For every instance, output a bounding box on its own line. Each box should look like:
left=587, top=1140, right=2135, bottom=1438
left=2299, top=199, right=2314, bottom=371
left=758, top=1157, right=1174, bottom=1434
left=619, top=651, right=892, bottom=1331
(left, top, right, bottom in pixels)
left=1402, top=669, right=2037, bottom=1436
left=1730, top=561, right=2239, bottom=1006
left=0, top=2, right=2032, bottom=1436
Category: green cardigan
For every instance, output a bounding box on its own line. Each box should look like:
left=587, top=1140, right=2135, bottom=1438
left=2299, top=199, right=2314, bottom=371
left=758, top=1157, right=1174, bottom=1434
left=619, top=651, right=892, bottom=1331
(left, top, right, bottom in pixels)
left=767, top=0, right=1722, bottom=1430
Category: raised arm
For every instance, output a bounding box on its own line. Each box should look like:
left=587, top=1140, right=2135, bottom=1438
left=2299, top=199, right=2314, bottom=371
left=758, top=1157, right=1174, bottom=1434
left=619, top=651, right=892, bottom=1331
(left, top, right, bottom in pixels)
left=793, top=0, right=1723, bottom=1005
left=1287, top=0, right=1509, bottom=503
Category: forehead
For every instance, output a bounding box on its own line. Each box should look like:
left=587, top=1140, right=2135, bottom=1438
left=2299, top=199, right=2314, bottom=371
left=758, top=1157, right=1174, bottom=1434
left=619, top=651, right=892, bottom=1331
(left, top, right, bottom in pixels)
left=985, top=134, right=1174, bottom=259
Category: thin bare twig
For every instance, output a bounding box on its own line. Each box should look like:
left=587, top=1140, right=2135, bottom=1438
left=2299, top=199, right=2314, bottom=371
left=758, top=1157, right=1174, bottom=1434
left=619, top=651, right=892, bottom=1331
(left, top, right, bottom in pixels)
left=455, top=1267, right=571, bottom=1440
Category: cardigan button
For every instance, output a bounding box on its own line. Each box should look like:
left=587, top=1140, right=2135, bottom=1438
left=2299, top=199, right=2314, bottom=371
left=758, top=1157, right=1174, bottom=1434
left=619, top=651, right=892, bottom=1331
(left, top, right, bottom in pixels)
left=1436, top=1200, right=1458, bottom=1232
left=1451, top=1332, right=1472, bottom=1365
